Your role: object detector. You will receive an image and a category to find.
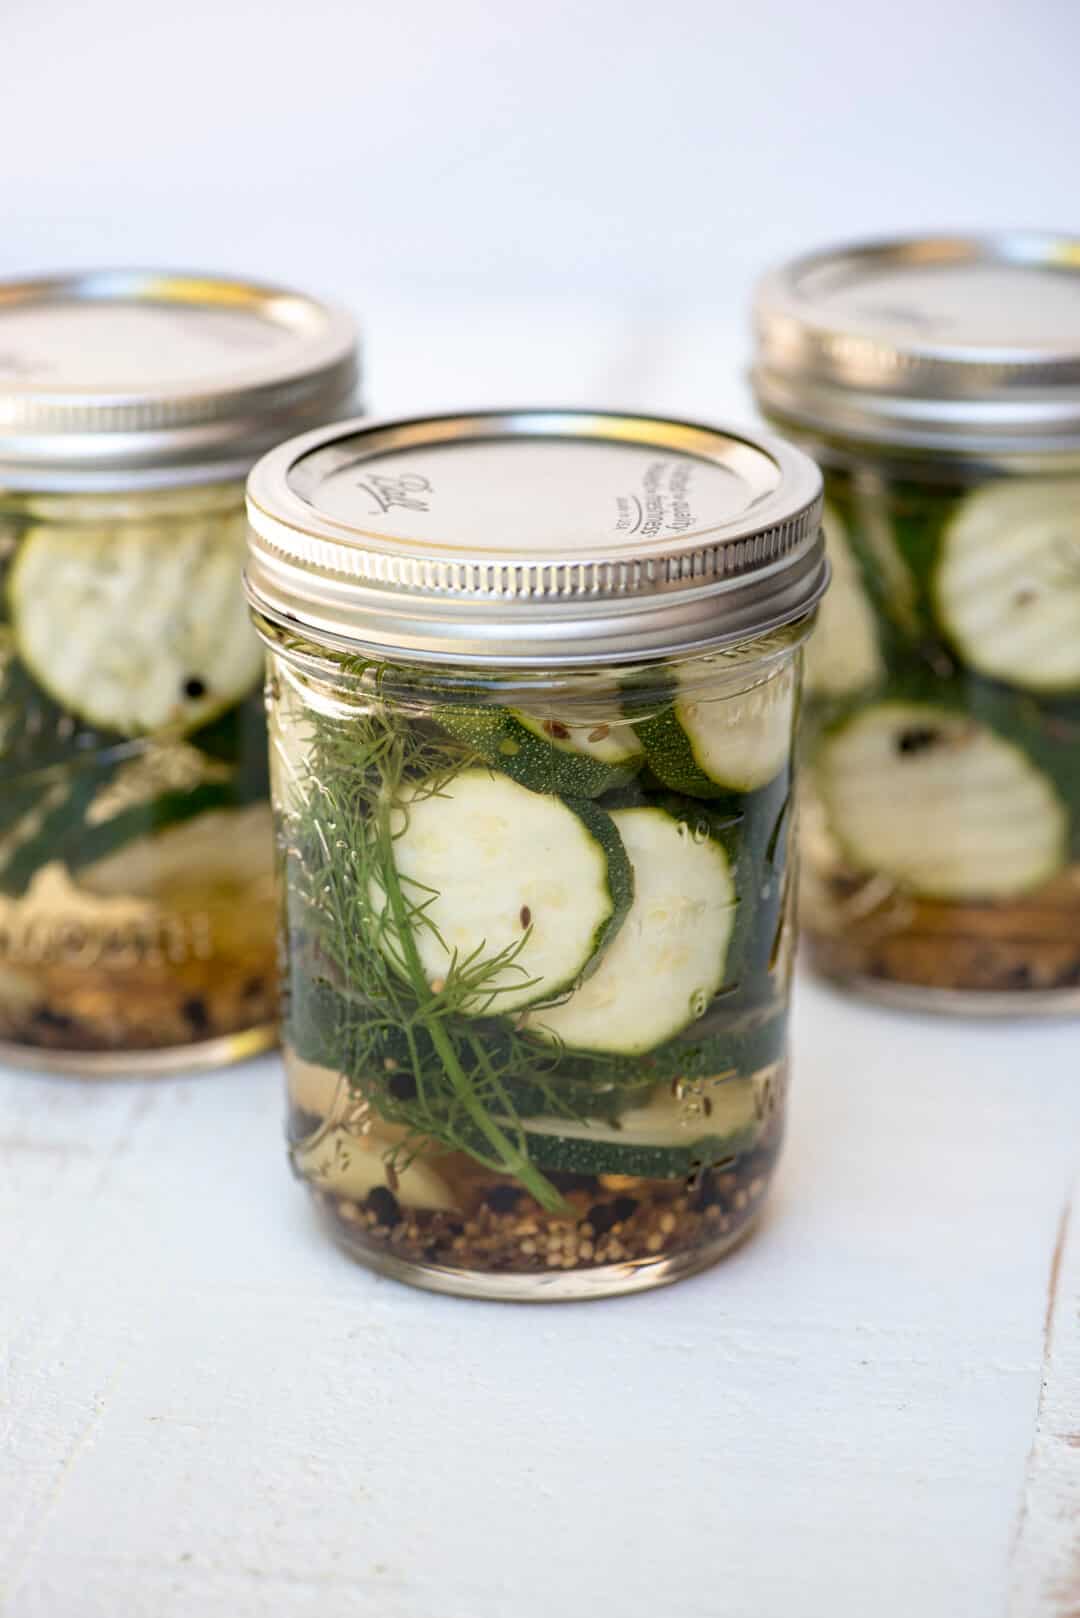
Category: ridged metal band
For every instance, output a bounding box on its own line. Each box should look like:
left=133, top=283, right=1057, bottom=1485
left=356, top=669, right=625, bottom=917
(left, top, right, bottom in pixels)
left=249, top=497, right=817, bottom=601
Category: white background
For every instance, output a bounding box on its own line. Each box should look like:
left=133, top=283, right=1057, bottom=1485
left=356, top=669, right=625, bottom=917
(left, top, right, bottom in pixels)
left=4, top=0, right=1079, bottom=308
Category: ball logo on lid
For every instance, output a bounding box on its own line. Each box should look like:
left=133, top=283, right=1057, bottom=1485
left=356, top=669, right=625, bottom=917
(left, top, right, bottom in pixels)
left=356, top=471, right=433, bottom=518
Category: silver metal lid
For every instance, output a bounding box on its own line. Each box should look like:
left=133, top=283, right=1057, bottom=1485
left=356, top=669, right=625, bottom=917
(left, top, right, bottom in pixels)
left=245, top=409, right=826, bottom=667
left=0, top=270, right=359, bottom=490
left=753, top=233, right=1080, bottom=453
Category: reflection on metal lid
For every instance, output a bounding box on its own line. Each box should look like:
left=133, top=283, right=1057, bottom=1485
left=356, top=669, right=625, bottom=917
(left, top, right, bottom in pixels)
left=753, top=233, right=1080, bottom=453
left=0, top=270, right=360, bottom=489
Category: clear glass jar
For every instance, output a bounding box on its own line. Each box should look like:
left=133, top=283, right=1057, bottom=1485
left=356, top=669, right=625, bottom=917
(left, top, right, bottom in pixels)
left=246, top=409, right=826, bottom=1298
left=0, top=270, right=358, bottom=1070
left=754, top=233, right=1080, bottom=1014
left=797, top=455, right=1080, bottom=1010
left=0, top=483, right=277, bottom=1068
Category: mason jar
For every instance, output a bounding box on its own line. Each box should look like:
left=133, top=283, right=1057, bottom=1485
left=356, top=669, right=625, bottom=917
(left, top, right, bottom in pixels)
left=0, top=271, right=358, bottom=1071
left=246, top=409, right=827, bottom=1300
left=753, top=233, right=1080, bottom=1014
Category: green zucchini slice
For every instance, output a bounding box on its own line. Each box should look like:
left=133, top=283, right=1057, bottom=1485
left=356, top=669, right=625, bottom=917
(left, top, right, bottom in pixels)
left=439, top=705, right=644, bottom=797
left=525, top=805, right=737, bottom=1054
left=935, top=480, right=1080, bottom=693
left=369, top=768, right=633, bottom=1015
left=518, top=1075, right=759, bottom=1179
left=634, top=663, right=795, bottom=796
left=815, top=700, right=1068, bottom=899
left=8, top=512, right=263, bottom=736
left=805, top=501, right=883, bottom=698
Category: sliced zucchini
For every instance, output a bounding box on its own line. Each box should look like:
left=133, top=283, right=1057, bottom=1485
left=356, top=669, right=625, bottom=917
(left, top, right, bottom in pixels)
left=7, top=511, right=263, bottom=736
left=634, top=663, right=795, bottom=795
left=370, top=768, right=633, bottom=1015
left=525, top=805, right=737, bottom=1054
left=518, top=1075, right=758, bottom=1179
left=804, top=501, right=883, bottom=697
left=528, top=1008, right=787, bottom=1092
left=439, top=705, right=644, bottom=797
left=816, top=701, right=1067, bottom=900
left=935, top=480, right=1080, bottom=693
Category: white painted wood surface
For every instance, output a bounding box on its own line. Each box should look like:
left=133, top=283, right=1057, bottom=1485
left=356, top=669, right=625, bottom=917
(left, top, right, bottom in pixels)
left=1, top=297, right=1079, bottom=1617
left=2, top=979, right=1077, bottom=1618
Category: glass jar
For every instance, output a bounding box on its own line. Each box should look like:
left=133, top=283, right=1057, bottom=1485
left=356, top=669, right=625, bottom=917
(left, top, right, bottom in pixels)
left=0, top=271, right=358, bottom=1071
left=246, top=409, right=827, bottom=1299
left=754, top=233, right=1080, bottom=1014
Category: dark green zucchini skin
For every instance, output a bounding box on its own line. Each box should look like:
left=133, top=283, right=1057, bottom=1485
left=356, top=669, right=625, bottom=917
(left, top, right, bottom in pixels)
left=436, top=704, right=643, bottom=798
left=518, top=1100, right=759, bottom=1180
left=527, top=1004, right=787, bottom=1095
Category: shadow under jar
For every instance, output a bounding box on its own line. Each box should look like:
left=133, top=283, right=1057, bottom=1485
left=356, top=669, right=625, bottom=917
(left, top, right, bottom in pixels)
left=754, top=233, right=1080, bottom=1015
left=246, top=409, right=827, bottom=1300
left=0, top=271, right=358, bottom=1072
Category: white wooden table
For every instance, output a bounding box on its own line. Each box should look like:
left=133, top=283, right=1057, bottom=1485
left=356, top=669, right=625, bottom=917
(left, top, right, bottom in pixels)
left=2, top=296, right=1079, bottom=1617
left=2, top=978, right=1078, bottom=1618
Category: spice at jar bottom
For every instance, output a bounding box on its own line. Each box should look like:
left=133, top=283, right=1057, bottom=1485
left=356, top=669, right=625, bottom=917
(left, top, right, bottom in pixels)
left=0, top=271, right=358, bottom=1073
left=754, top=232, right=1080, bottom=1015
left=247, top=408, right=826, bottom=1299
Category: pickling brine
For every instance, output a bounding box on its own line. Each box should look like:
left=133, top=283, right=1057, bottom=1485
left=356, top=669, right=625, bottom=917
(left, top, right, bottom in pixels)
left=268, top=637, right=799, bottom=1297
left=246, top=408, right=826, bottom=1298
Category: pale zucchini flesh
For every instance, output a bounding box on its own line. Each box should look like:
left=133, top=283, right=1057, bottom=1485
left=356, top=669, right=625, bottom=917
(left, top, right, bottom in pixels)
left=8, top=512, right=263, bottom=736
left=636, top=663, right=795, bottom=796
left=525, top=805, right=737, bottom=1054
left=935, top=479, right=1080, bottom=694
left=369, top=768, right=633, bottom=1015
left=816, top=701, right=1067, bottom=900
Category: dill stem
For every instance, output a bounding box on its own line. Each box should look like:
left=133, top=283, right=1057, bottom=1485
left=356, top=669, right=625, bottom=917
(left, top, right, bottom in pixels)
left=374, top=802, right=567, bottom=1213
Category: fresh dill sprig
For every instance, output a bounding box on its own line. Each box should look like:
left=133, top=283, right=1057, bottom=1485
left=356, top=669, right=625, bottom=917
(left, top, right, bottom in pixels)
left=280, top=685, right=585, bottom=1212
